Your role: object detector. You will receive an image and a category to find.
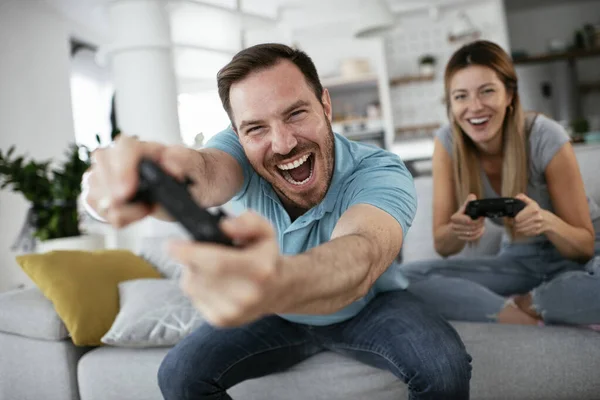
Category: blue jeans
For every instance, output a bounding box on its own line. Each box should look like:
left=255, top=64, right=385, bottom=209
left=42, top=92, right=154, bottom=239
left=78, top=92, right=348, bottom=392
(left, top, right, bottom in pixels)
left=158, top=291, right=472, bottom=400
left=400, top=230, right=600, bottom=325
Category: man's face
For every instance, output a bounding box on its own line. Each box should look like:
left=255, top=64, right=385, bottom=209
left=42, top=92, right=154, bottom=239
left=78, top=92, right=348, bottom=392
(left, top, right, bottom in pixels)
left=229, top=60, right=335, bottom=213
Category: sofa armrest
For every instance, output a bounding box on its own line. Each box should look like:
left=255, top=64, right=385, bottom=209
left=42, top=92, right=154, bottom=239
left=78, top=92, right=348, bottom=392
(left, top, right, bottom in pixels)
left=0, top=287, right=68, bottom=341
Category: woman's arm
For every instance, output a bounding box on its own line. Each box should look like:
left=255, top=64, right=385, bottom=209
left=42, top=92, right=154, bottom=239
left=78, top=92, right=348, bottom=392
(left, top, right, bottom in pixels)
left=543, top=143, right=595, bottom=261
left=432, top=138, right=467, bottom=257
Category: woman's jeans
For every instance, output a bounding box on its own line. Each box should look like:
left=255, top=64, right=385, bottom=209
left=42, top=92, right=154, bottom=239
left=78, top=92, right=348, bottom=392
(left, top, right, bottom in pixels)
left=400, top=230, right=600, bottom=325
left=158, top=290, right=472, bottom=400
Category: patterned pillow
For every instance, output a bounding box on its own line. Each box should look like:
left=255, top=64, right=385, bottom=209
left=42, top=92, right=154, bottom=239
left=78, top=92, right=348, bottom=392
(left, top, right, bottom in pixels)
left=101, top=278, right=204, bottom=348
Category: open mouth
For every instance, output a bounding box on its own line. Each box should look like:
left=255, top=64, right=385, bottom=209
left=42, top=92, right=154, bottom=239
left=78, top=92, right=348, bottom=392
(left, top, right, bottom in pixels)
left=276, top=153, right=314, bottom=186
left=468, top=116, right=491, bottom=129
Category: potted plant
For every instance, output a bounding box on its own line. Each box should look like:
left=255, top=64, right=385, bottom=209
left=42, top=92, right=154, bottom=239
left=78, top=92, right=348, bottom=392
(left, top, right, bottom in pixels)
left=0, top=143, right=104, bottom=253
left=571, top=118, right=590, bottom=143
left=418, top=54, right=437, bottom=76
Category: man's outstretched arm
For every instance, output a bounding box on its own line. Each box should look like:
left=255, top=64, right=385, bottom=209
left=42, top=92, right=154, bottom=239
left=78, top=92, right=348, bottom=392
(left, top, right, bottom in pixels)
left=273, top=204, right=404, bottom=315
left=168, top=204, right=410, bottom=327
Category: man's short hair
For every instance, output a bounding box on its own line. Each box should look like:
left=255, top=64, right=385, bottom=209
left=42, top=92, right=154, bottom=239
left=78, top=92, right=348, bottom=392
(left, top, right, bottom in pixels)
left=217, top=43, right=324, bottom=127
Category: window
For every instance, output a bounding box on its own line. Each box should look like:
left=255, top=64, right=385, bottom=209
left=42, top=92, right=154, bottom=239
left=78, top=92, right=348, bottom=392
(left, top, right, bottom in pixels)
left=69, top=0, right=250, bottom=149
left=70, top=47, right=114, bottom=150
left=178, top=91, right=230, bottom=147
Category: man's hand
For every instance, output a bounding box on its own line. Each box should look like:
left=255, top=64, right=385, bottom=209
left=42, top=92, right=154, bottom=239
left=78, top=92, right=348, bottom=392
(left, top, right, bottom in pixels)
left=85, top=135, right=202, bottom=227
left=168, top=211, right=282, bottom=328
left=450, top=194, right=485, bottom=242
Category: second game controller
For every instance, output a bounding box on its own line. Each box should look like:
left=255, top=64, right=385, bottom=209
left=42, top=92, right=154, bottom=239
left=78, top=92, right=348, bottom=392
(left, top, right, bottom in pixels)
left=465, top=198, right=526, bottom=220
left=130, top=158, right=233, bottom=246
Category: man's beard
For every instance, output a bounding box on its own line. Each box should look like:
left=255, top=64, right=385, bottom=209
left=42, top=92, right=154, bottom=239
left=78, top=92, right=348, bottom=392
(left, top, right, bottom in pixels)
left=252, top=118, right=335, bottom=213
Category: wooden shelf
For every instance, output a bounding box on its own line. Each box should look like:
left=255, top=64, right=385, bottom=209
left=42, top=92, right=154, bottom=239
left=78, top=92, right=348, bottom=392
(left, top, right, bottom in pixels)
left=321, top=74, right=378, bottom=91
left=395, top=123, right=441, bottom=135
left=580, top=81, right=600, bottom=94
left=343, top=130, right=384, bottom=142
left=512, top=47, right=600, bottom=65
left=332, top=117, right=382, bottom=125
left=390, top=74, right=434, bottom=86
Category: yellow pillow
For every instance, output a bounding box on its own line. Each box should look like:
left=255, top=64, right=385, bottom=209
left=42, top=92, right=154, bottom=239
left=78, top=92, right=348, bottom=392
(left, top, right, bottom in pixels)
left=16, top=249, right=162, bottom=346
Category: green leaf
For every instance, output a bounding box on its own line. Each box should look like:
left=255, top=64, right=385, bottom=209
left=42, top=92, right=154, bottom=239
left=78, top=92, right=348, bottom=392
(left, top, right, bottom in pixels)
left=0, top=142, right=89, bottom=240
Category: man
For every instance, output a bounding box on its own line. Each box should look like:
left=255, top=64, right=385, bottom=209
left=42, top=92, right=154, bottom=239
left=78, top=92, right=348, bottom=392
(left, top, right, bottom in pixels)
left=84, top=43, right=472, bottom=399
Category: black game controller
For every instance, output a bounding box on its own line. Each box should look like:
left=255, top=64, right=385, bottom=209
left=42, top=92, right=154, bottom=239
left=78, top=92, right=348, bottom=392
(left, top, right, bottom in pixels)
left=130, top=158, right=233, bottom=246
left=465, top=198, right=526, bottom=220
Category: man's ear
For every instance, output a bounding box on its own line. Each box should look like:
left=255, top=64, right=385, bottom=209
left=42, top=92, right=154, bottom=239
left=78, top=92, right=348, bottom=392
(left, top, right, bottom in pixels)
left=321, top=89, right=333, bottom=123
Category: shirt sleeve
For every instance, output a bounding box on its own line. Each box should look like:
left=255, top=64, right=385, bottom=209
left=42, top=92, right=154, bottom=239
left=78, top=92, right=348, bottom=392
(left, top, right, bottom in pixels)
left=341, top=152, right=418, bottom=237
left=80, top=171, right=107, bottom=222
left=529, top=115, right=570, bottom=175
left=204, top=126, right=253, bottom=199
left=435, top=124, right=453, bottom=157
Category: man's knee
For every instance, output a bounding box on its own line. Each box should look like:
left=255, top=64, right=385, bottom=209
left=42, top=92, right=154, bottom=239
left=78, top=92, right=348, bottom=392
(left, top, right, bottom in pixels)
left=158, top=345, right=220, bottom=400
left=413, top=346, right=472, bottom=399
left=157, top=347, right=187, bottom=400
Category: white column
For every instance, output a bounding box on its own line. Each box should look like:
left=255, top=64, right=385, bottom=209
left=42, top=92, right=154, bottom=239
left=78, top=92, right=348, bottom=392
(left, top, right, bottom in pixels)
left=102, top=0, right=181, bottom=144
left=100, top=0, right=185, bottom=250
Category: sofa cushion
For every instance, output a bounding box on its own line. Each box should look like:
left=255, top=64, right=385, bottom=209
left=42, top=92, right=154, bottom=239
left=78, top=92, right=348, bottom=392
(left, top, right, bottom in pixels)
left=0, top=287, right=68, bottom=341
left=16, top=249, right=162, bottom=346
left=101, top=278, right=204, bottom=348
left=77, top=322, right=600, bottom=400
left=0, top=330, right=90, bottom=400
left=232, top=322, right=600, bottom=400
left=78, top=347, right=168, bottom=400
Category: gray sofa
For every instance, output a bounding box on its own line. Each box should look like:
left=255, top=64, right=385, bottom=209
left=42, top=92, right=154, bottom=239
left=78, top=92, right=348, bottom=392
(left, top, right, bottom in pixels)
left=1, top=143, right=599, bottom=400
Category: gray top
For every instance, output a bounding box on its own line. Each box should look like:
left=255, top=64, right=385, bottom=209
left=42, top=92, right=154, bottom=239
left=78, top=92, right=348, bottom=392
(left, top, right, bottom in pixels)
left=435, top=114, right=600, bottom=244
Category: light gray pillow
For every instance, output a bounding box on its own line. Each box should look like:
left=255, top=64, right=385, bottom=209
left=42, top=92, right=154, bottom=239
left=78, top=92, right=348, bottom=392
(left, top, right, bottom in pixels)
left=138, top=236, right=184, bottom=280
left=101, top=278, right=204, bottom=348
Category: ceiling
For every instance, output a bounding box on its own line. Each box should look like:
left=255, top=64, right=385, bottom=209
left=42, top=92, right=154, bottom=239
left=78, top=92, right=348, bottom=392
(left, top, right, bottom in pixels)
left=43, top=0, right=599, bottom=89
left=44, top=0, right=485, bottom=45
left=45, top=0, right=600, bottom=46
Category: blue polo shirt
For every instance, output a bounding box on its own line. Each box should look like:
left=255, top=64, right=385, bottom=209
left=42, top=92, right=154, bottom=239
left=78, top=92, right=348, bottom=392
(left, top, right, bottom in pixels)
left=205, top=127, right=417, bottom=325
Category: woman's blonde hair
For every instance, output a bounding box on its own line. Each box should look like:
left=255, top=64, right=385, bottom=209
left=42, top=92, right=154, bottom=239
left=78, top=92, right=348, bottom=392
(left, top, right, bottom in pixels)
left=444, top=40, right=528, bottom=234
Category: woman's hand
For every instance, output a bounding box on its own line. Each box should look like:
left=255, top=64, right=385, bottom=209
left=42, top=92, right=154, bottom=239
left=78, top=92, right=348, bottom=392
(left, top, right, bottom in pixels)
left=450, top=194, right=486, bottom=242
left=513, top=193, right=550, bottom=237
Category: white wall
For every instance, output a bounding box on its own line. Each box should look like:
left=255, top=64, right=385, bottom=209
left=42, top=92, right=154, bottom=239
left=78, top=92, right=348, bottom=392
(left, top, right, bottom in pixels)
left=507, top=1, right=600, bottom=125
left=0, top=0, right=76, bottom=291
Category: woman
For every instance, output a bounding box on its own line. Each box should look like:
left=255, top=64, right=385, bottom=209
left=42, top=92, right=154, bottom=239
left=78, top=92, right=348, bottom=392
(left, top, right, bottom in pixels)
left=399, top=40, right=600, bottom=327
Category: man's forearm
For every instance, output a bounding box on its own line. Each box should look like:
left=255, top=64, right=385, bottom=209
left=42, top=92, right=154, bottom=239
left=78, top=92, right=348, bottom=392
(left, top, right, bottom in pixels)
left=272, top=234, right=381, bottom=315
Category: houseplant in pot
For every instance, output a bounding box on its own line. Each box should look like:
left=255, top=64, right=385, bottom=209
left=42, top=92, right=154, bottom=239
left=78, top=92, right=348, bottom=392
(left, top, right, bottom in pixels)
left=418, top=54, right=437, bottom=76
left=0, top=143, right=104, bottom=253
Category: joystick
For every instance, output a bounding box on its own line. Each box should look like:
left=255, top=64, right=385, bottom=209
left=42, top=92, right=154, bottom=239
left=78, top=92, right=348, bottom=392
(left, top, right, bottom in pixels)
left=130, top=158, right=233, bottom=246
left=465, top=198, right=526, bottom=220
